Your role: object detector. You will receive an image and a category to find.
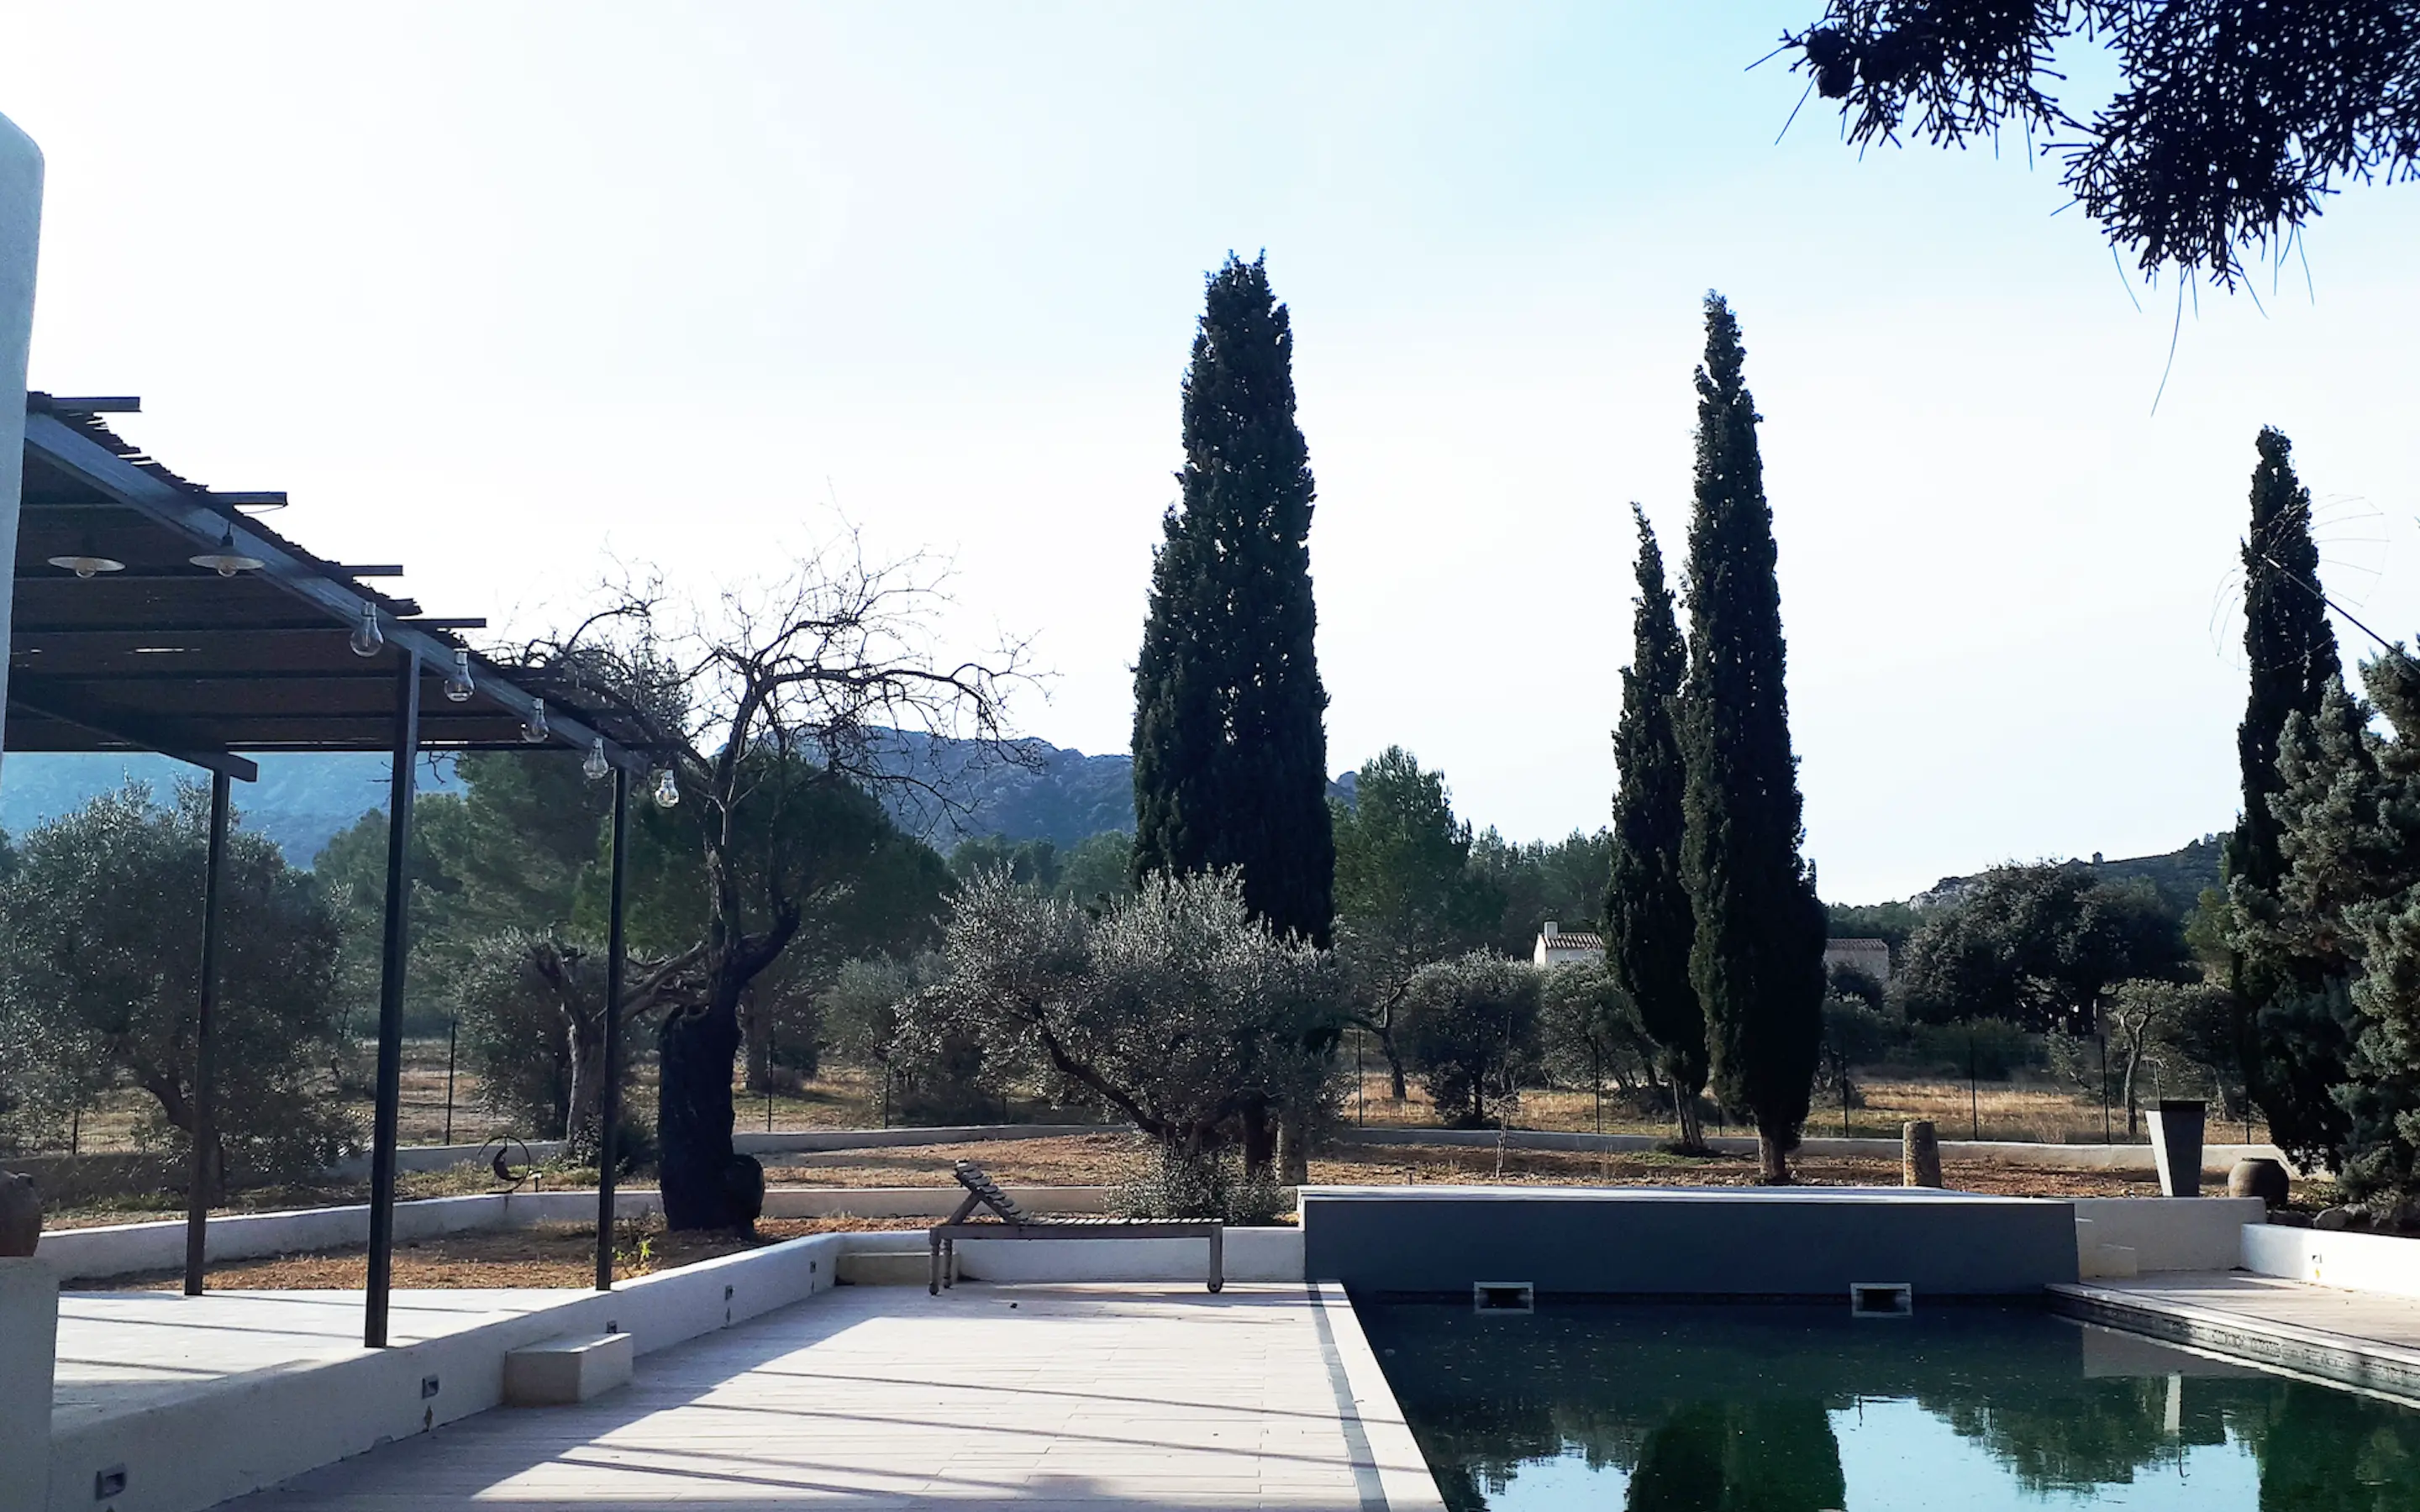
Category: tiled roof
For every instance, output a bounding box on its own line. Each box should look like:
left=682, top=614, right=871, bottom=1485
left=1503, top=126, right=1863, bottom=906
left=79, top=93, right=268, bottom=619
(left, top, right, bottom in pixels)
left=1541, top=931, right=1605, bottom=952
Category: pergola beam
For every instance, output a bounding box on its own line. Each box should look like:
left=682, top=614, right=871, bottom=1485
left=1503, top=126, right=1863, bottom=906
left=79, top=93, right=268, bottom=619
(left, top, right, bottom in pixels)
left=4, top=688, right=259, bottom=781
left=22, top=408, right=639, bottom=770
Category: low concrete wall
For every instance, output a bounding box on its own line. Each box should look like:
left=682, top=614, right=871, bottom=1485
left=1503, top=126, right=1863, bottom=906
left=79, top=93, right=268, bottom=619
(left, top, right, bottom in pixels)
left=46, top=1231, right=847, bottom=1512
left=2242, top=1223, right=2420, bottom=1299
left=950, top=1227, right=1302, bottom=1284
left=2070, top=1197, right=2267, bottom=1273
left=38, top=1186, right=1118, bottom=1281
left=35, top=1190, right=662, bottom=1282
left=1302, top=1184, right=2079, bottom=1296
left=1338, top=1126, right=2291, bottom=1174
left=3, top=1259, right=59, bottom=1512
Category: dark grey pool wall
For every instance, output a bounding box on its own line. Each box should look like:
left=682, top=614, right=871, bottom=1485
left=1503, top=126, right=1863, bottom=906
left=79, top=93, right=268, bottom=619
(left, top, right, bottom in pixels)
left=1300, top=1186, right=2080, bottom=1296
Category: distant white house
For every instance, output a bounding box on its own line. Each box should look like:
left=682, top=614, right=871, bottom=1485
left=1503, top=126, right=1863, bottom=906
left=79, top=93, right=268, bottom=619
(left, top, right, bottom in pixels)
left=1534, top=920, right=1604, bottom=969
left=1824, top=937, right=1891, bottom=988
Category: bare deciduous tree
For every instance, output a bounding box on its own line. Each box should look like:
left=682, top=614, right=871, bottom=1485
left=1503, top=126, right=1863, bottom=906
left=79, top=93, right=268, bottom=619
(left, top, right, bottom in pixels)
left=531, top=531, right=1033, bottom=1231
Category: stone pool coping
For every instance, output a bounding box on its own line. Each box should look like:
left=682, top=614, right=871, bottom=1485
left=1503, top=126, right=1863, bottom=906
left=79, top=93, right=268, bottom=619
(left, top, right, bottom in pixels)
left=2050, top=1273, right=2420, bottom=1405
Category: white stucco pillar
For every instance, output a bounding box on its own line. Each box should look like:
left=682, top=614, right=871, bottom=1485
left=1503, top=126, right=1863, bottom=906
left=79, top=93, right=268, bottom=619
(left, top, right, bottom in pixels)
left=0, top=112, right=45, bottom=774
left=0, top=1259, right=60, bottom=1511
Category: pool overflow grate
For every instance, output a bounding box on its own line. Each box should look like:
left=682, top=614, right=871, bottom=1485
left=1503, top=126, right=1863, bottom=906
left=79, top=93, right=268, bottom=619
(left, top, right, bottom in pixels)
left=1850, top=1283, right=1914, bottom=1318
left=1473, top=1281, right=1535, bottom=1314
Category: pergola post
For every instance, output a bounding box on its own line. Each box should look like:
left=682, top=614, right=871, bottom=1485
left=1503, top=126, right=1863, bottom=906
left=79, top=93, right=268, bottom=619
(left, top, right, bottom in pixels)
left=182, top=770, right=233, bottom=1297
left=595, top=764, right=630, bottom=1291
left=365, top=652, right=420, bottom=1348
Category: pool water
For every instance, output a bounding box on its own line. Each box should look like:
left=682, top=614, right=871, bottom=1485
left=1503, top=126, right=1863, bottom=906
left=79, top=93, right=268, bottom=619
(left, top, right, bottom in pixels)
left=1357, top=1299, right=2420, bottom=1510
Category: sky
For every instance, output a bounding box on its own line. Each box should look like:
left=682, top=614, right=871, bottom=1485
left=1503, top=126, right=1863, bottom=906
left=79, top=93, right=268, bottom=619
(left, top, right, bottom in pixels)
left=3, top=3, right=2417, bottom=903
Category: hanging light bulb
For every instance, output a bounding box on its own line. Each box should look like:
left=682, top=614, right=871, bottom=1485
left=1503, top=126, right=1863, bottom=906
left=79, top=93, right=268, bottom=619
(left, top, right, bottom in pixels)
left=583, top=738, right=609, bottom=781
left=349, top=601, right=384, bottom=657
left=444, top=648, right=476, bottom=702
left=520, top=701, right=550, bottom=743
left=188, top=523, right=264, bottom=577
left=653, top=767, right=681, bottom=807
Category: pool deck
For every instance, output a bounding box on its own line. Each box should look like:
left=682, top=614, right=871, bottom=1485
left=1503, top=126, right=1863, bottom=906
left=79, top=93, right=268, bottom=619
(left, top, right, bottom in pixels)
left=2051, top=1271, right=2420, bottom=1403
left=197, top=1282, right=1443, bottom=1510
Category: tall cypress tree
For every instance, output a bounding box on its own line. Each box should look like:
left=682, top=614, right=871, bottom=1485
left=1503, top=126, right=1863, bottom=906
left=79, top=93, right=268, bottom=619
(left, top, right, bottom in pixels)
left=2224, top=427, right=2348, bottom=1151
left=1677, top=293, right=1827, bottom=1184
left=1131, top=253, right=1334, bottom=946
left=1605, top=503, right=1706, bottom=1148
left=2231, top=428, right=2342, bottom=900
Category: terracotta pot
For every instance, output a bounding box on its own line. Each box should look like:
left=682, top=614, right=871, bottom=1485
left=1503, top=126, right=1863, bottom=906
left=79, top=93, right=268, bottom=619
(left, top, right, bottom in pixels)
left=2228, top=1157, right=2290, bottom=1210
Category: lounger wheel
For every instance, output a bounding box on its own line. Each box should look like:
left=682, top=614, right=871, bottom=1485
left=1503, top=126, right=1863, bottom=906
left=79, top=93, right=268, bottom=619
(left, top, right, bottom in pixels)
left=1207, top=1279, right=1223, bottom=1294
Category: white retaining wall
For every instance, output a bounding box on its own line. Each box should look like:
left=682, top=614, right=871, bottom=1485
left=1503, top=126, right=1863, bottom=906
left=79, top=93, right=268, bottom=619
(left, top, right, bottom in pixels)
left=47, top=1231, right=845, bottom=1512
left=950, top=1227, right=1302, bottom=1284
left=2241, top=1224, right=2420, bottom=1299
left=1340, top=1126, right=2293, bottom=1174
left=2071, top=1197, right=2267, bottom=1273
left=38, top=1186, right=1116, bottom=1281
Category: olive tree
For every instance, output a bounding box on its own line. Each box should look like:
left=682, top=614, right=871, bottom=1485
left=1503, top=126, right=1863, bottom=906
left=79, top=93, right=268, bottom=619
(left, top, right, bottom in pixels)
left=0, top=783, right=352, bottom=1194
left=908, top=868, right=1345, bottom=1189
left=1397, top=953, right=1544, bottom=1130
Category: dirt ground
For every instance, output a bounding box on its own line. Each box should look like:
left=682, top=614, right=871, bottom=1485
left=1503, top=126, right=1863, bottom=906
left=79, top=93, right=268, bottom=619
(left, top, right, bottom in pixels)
left=756, top=1131, right=2174, bottom=1200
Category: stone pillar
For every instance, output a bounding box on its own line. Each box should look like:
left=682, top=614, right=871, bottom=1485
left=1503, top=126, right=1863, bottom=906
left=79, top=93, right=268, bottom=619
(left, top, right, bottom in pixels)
left=1, top=1258, right=60, bottom=1512
left=2148, top=1100, right=2207, bottom=1198
left=1902, top=1120, right=1943, bottom=1188
left=0, top=111, right=45, bottom=768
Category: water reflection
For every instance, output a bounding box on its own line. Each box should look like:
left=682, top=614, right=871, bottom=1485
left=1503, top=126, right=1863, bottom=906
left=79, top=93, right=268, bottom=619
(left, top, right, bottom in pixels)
left=1358, top=1300, right=2419, bottom=1511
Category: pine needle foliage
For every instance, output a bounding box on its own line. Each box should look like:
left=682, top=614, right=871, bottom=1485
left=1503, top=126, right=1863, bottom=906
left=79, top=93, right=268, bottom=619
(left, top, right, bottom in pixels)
left=1131, top=253, right=1334, bottom=945
left=1605, top=503, right=1705, bottom=1144
left=1676, top=294, right=1828, bottom=1183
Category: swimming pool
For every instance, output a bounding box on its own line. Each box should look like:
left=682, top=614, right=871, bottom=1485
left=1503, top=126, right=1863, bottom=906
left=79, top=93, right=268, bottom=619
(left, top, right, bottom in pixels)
left=1357, top=1298, right=2420, bottom=1510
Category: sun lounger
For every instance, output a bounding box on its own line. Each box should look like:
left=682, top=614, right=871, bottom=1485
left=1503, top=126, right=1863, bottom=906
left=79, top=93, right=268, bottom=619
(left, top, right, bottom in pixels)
left=928, top=1159, right=1223, bottom=1294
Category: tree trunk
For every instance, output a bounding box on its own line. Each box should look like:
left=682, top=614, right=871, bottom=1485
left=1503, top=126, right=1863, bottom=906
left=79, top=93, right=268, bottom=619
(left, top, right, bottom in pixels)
left=1757, top=1129, right=1791, bottom=1185
left=1275, top=1105, right=1312, bottom=1187
left=658, top=997, right=755, bottom=1231
left=740, top=987, right=773, bottom=1095
left=1673, top=1085, right=1707, bottom=1152
left=1379, top=1026, right=1408, bottom=1101
left=1240, top=1102, right=1277, bottom=1179
left=2122, top=1040, right=2144, bottom=1137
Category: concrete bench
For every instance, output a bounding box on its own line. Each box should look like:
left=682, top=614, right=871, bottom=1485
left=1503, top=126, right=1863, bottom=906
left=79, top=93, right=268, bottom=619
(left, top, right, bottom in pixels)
left=502, top=1331, right=633, bottom=1405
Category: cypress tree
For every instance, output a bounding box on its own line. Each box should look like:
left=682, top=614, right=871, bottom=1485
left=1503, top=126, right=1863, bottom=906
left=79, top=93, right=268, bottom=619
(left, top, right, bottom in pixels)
left=1677, top=293, right=1827, bottom=1184
left=1131, top=253, right=1335, bottom=947
left=2223, top=428, right=2346, bottom=1138
left=1605, top=503, right=1706, bottom=1148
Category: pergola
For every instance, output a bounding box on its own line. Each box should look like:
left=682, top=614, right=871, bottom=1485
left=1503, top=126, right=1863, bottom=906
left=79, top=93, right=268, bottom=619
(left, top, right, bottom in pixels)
left=8, top=393, right=659, bottom=1345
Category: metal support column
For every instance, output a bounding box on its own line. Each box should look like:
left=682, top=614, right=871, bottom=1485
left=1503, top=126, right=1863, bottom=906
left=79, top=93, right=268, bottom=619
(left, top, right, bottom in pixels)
left=595, top=764, right=629, bottom=1292
left=182, top=770, right=233, bottom=1297
left=365, top=654, right=420, bottom=1347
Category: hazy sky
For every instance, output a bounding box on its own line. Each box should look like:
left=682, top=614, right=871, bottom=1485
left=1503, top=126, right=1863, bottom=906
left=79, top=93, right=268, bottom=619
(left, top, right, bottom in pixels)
left=5, top=3, right=2417, bottom=902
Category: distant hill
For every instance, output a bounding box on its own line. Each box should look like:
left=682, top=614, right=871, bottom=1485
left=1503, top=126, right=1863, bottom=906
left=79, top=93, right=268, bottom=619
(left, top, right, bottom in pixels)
left=1908, top=835, right=2224, bottom=916
left=0, top=732, right=1364, bottom=865
left=0, top=751, right=467, bottom=867
left=871, top=729, right=1360, bottom=850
